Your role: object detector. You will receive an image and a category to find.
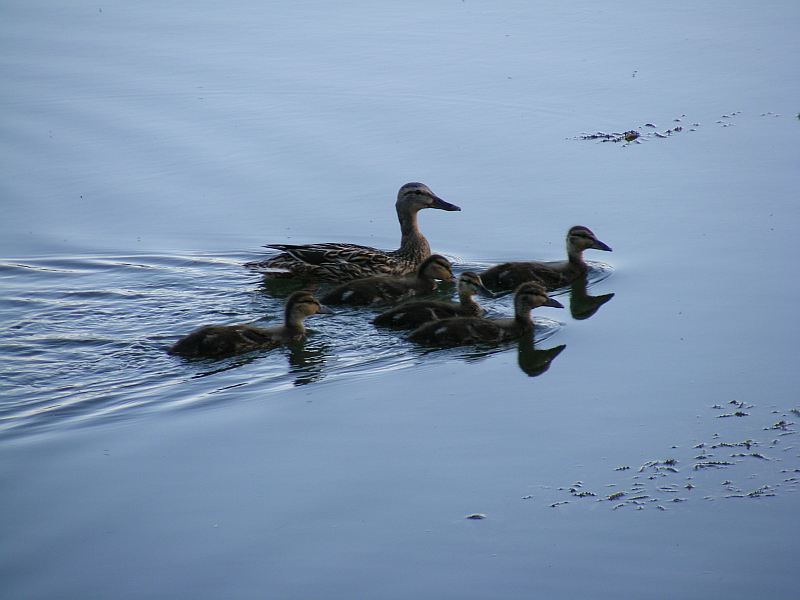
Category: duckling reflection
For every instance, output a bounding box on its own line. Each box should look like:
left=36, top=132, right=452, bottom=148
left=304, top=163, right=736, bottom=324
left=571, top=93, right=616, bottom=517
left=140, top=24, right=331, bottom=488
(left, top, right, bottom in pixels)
left=516, top=331, right=566, bottom=377
left=168, top=291, right=333, bottom=358
left=480, top=225, right=612, bottom=291
left=285, top=338, right=328, bottom=386
left=245, top=182, right=461, bottom=281
left=569, top=274, right=615, bottom=320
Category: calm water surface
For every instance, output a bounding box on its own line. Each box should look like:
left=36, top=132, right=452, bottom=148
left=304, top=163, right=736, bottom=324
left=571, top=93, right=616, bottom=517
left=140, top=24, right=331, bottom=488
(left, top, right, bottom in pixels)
left=2, top=1, right=799, bottom=598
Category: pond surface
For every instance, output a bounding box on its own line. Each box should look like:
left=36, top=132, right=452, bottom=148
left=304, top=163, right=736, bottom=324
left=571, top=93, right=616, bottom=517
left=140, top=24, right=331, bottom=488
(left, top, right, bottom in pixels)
left=2, top=1, right=799, bottom=598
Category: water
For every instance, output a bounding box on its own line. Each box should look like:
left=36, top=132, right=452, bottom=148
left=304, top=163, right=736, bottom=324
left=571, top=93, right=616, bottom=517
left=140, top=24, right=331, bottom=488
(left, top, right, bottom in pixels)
left=2, top=1, right=799, bottom=598
left=0, top=252, right=581, bottom=435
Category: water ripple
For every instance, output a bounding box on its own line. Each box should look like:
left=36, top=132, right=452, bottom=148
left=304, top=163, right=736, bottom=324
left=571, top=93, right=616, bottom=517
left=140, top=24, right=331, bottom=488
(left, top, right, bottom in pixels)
left=0, top=252, right=610, bottom=436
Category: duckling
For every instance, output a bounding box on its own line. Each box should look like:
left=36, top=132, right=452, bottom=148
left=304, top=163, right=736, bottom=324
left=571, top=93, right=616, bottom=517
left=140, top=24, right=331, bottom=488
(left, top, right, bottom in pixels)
left=321, top=255, right=454, bottom=306
left=480, top=225, right=612, bottom=291
left=408, top=281, right=563, bottom=346
left=245, top=182, right=461, bottom=281
left=373, top=271, right=493, bottom=329
left=168, top=291, right=332, bottom=358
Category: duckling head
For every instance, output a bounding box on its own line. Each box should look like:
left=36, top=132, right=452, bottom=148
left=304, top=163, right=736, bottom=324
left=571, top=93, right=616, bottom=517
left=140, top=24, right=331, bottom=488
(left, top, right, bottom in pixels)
left=418, top=254, right=456, bottom=282
left=397, top=182, right=461, bottom=213
left=567, top=225, right=612, bottom=253
left=285, top=290, right=334, bottom=323
left=514, top=281, right=564, bottom=312
left=458, top=271, right=494, bottom=297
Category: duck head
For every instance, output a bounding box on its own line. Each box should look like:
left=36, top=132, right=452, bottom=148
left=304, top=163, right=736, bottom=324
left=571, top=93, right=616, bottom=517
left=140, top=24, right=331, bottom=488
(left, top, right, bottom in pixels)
left=514, top=281, right=564, bottom=312
left=418, top=254, right=456, bottom=282
left=567, top=225, right=612, bottom=253
left=397, top=182, right=461, bottom=213
left=285, top=291, right=334, bottom=324
left=458, top=271, right=494, bottom=298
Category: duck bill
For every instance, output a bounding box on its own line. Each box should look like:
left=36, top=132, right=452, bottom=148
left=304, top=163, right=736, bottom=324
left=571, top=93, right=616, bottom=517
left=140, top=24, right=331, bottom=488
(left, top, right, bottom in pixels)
left=544, top=297, right=564, bottom=309
left=592, top=239, right=612, bottom=252
left=431, top=196, right=461, bottom=211
left=316, top=305, right=335, bottom=315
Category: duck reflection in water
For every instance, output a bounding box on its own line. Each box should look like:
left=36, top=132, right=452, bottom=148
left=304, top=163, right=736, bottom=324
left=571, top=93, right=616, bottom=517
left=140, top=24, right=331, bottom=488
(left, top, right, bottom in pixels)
left=569, top=274, right=615, bottom=320
left=427, top=333, right=566, bottom=378
left=516, top=332, right=566, bottom=377
left=285, top=339, right=328, bottom=386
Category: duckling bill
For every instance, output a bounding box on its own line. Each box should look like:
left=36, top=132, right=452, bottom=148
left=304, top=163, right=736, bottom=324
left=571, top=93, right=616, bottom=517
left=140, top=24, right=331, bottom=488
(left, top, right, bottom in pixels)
left=245, top=183, right=461, bottom=281
left=408, top=281, right=563, bottom=346
left=481, top=225, right=612, bottom=291
left=168, top=291, right=332, bottom=358
left=322, top=254, right=454, bottom=306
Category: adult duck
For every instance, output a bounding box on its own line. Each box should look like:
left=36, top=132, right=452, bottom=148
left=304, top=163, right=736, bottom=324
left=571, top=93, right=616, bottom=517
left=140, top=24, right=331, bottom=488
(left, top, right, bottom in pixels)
left=480, top=225, right=612, bottom=291
left=408, top=281, right=562, bottom=346
left=321, top=255, right=454, bottom=306
left=373, top=271, right=492, bottom=329
left=168, top=291, right=332, bottom=358
left=245, top=182, right=460, bottom=281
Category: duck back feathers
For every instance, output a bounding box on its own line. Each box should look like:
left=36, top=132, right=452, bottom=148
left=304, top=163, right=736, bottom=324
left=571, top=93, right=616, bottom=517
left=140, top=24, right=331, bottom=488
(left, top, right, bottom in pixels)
left=245, top=183, right=460, bottom=281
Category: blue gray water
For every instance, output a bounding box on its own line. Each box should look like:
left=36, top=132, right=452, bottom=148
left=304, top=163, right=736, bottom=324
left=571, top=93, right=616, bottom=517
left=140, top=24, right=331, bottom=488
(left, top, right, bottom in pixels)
left=2, top=1, right=799, bottom=598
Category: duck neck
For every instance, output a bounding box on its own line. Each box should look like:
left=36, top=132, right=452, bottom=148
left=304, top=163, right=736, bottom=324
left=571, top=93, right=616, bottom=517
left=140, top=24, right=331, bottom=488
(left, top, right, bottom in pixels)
left=284, top=309, right=307, bottom=334
left=459, top=290, right=479, bottom=312
left=397, top=207, right=430, bottom=258
left=567, top=245, right=588, bottom=270
left=513, top=308, right=534, bottom=331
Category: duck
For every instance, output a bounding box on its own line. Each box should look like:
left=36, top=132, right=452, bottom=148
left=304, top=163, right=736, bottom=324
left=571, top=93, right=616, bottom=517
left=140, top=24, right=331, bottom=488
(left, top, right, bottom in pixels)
left=408, top=281, right=563, bottom=346
left=373, top=271, right=493, bottom=329
left=321, top=254, right=454, bottom=306
left=480, top=225, right=612, bottom=291
left=244, top=182, right=461, bottom=281
left=168, top=291, right=333, bottom=358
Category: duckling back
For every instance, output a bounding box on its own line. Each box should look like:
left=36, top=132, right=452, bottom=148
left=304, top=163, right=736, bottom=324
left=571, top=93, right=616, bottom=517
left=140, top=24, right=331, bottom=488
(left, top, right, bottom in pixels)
left=321, top=276, right=420, bottom=306
left=408, top=316, right=507, bottom=346
left=480, top=262, right=554, bottom=292
left=373, top=299, right=479, bottom=329
left=168, top=324, right=277, bottom=358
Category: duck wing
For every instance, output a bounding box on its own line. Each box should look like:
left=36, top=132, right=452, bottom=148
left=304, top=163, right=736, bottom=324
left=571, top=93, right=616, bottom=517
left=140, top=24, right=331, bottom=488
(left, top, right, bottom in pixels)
left=409, top=317, right=504, bottom=346
left=481, top=262, right=560, bottom=291
left=169, top=324, right=274, bottom=357
left=374, top=301, right=461, bottom=328
left=322, top=277, right=415, bottom=305
left=266, top=243, right=385, bottom=266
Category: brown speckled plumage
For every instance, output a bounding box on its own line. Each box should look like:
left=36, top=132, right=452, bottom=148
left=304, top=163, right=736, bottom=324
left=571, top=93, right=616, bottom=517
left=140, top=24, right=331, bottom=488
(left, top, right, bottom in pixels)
left=245, top=183, right=460, bottom=281
left=168, top=291, right=332, bottom=358
left=480, top=226, right=612, bottom=291
left=408, top=281, right=563, bottom=346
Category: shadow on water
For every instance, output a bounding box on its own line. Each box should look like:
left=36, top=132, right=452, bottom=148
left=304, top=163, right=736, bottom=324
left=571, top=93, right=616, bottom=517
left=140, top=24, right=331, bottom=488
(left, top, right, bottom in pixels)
left=517, top=333, right=567, bottom=377
left=185, top=336, right=328, bottom=388
left=286, top=338, right=328, bottom=387
left=569, top=273, right=615, bottom=320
